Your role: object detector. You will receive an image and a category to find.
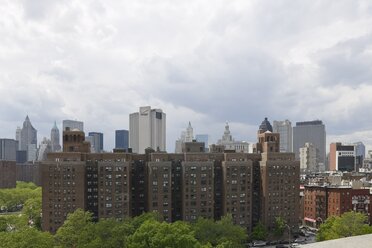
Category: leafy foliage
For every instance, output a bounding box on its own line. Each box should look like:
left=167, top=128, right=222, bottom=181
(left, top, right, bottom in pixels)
left=0, top=181, right=41, bottom=212
left=274, top=216, right=286, bottom=237
left=316, top=211, right=372, bottom=241
left=193, top=214, right=247, bottom=248
left=0, top=228, right=54, bottom=248
left=251, top=221, right=268, bottom=241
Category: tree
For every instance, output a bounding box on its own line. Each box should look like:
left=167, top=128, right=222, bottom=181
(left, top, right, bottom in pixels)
left=251, top=221, right=268, bottom=241
left=193, top=215, right=247, bottom=248
left=274, top=216, right=286, bottom=237
left=0, top=228, right=54, bottom=248
left=22, top=197, right=42, bottom=229
left=55, top=209, right=93, bottom=248
left=316, top=211, right=372, bottom=241
left=127, top=219, right=202, bottom=248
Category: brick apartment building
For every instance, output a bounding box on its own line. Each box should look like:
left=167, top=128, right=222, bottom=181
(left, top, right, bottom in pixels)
left=304, top=185, right=371, bottom=226
left=41, top=118, right=300, bottom=233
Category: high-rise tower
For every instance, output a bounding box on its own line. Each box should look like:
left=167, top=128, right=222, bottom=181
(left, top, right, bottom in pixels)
left=293, top=120, right=326, bottom=170
left=19, top=116, right=37, bottom=161
left=129, top=106, right=166, bottom=154
left=273, top=120, right=292, bottom=152
left=51, top=121, right=61, bottom=152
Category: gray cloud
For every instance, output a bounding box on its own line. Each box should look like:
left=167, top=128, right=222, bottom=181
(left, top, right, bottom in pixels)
left=1, top=0, right=372, bottom=152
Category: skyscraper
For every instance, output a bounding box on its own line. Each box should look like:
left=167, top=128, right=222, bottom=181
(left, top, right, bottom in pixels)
left=0, top=139, right=18, bottom=161
left=129, top=106, right=166, bottom=154
left=115, top=130, right=129, bottom=150
left=15, top=127, right=21, bottom=150
left=88, top=132, right=104, bottom=153
left=50, top=121, right=61, bottom=152
left=175, top=122, right=194, bottom=153
left=20, top=116, right=37, bottom=151
left=293, top=120, right=326, bottom=170
left=299, top=142, right=318, bottom=172
left=273, top=120, right=292, bottom=152
left=62, top=120, right=84, bottom=131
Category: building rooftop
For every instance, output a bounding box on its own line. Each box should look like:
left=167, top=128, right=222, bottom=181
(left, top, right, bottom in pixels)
left=302, top=234, right=372, bottom=248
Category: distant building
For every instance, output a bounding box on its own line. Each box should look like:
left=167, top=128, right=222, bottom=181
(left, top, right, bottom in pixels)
left=293, top=120, right=326, bottom=170
left=129, top=106, right=166, bottom=153
left=329, top=143, right=356, bottom=172
left=15, top=127, right=21, bottom=150
left=175, top=122, right=194, bottom=153
left=273, top=120, right=292, bottom=152
left=216, top=122, right=249, bottom=153
left=304, top=185, right=371, bottom=226
left=37, top=138, right=52, bottom=161
left=62, top=120, right=84, bottom=132
left=88, top=132, right=104, bottom=153
left=19, top=116, right=37, bottom=161
left=195, top=134, right=209, bottom=152
left=0, top=139, right=18, bottom=161
left=115, top=130, right=129, bottom=150
left=354, top=142, right=365, bottom=171
left=50, top=121, right=61, bottom=152
left=300, top=142, right=319, bottom=172
left=0, top=161, right=16, bottom=188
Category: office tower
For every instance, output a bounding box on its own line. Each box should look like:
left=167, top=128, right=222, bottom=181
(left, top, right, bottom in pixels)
left=175, top=122, right=195, bottom=153
left=115, top=130, right=129, bottom=150
left=27, top=144, right=38, bottom=162
left=88, top=132, right=104, bottom=153
left=273, top=120, right=292, bottom=152
left=37, top=138, right=52, bottom=161
left=0, top=139, right=18, bottom=161
left=129, top=106, right=166, bottom=154
left=62, top=120, right=84, bottom=131
left=216, top=122, right=249, bottom=153
left=299, top=143, right=319, bottom=172
left=195, top=134, right=209, bottom=152
left=354, top=142, right=365, bottom=171
left=329, top=143, right=356, bottom=172
left=15, top=127, right=21, bottom=150
left=0, top=161, right=16, bottom=188
left=293, top=120, right=326, bottom=169
left=51, top=121, right=61, bottom=152
left=20, top=116, right=37, bottom=152
left=256, top=117, right=300, bottom=231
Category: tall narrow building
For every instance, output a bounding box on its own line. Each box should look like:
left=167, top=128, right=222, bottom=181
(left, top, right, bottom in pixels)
left=115, top=130, right=129, bottom=150
left=273, top=120, right=292, bottom=152
left=293, top=120, right=326, bottom=170
left=129, top=106, right=166, bottom=154
left=88, top=132, right=104, bottom=153
left=20, top=116, right=37, bottom=151
left=51, top=121, right=61, bottom=152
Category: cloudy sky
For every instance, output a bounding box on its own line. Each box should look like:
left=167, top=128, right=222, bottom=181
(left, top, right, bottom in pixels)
left=1, top=0, right=372, bottom=153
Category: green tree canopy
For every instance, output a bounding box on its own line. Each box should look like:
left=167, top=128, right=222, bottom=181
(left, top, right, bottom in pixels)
left=127, top=219, right=202, bottom=248
left=55, top=209, right=93, bottom=248
left=193, top=215, right=247, bottom=247
left=317, top=211, right=372, bottom=241
left=274, top=216, right=286, bottom=237
left=251, top=221, right=268, bottom=241
left=0, top=228, right=54, bottom=248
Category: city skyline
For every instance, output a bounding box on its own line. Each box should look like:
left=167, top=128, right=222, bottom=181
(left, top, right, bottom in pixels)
left=1, top=1, right=372, bottom=152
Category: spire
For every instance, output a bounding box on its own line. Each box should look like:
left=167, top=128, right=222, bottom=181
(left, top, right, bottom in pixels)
left=25, top=115, right=30, bottom=122
left=52, top=121, right=58, bottom=130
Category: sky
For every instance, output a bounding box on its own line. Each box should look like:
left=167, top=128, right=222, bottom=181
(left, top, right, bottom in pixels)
left=1, top=0, right=372, bottom=153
